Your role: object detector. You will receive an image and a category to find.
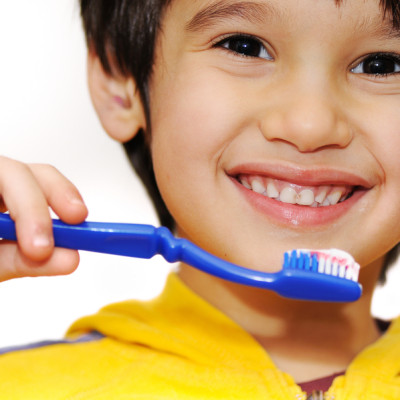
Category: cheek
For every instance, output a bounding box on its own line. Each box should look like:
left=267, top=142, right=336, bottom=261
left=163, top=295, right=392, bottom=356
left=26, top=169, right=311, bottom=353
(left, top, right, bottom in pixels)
left=148, top=67, right=250, bottom=237
left=150, top=68, right=246, bottom=186
left=368, top=105, right=400, bottom=181
left=356, top=102, right=400, bottom=255
left=351, top=93, right=400, bottom=182
left=152, top=62, right=253, bottom=143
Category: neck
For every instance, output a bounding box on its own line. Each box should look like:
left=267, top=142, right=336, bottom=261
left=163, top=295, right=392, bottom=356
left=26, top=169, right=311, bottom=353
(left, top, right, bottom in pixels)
left=178, top=258, right=383, bottom=382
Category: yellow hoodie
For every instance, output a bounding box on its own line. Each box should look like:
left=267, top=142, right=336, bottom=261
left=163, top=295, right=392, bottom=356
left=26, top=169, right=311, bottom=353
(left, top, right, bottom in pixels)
left=0, top=274, right=399, bottom=399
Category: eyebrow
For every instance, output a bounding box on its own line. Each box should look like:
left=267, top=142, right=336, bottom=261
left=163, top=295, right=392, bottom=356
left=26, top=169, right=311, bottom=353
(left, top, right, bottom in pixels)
left=185, top=0, right=400, bottom=41
left=185, top=1, right=280, bottom=33
left=357, top=16, right=400, bottom=39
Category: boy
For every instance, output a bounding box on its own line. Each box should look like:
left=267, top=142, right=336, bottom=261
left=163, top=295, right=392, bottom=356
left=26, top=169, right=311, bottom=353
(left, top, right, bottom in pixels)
left=0, top=0, right=400, bottom=398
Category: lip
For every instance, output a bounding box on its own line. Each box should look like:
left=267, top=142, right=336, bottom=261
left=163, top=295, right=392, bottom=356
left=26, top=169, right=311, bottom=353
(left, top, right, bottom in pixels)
left=227, top=163, right=373, bottom=188
left=227, top=163, right=372, bottom=227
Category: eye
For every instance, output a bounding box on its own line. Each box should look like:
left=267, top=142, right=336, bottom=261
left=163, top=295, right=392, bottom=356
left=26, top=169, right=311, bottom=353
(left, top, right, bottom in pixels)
left=215, top=35, right=273, bottom=60
left=351, top=53, right=400, bottom=76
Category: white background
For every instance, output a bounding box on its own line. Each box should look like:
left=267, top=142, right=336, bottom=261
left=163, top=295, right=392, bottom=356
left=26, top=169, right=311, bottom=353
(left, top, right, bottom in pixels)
left=0, top=0, right=399, bottom=347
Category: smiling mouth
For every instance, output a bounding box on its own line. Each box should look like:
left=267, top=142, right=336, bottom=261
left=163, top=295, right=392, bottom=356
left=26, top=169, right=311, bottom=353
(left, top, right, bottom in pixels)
left=237, top=174, right=360, bottom=207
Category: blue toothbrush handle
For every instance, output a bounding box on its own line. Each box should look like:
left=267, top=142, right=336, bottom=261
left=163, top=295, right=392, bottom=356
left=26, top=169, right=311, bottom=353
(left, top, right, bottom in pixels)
left=0, top=213, right=272, bottom=286
left=0, top=213, right=172, bottom=259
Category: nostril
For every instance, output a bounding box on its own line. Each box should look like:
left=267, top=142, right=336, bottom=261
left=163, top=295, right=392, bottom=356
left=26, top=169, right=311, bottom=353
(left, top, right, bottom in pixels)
left=259, top=96, right=352, bottom=152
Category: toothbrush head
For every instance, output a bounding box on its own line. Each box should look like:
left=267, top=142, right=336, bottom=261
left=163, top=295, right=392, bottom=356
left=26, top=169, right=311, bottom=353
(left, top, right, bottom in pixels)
left=284, top=248, right=360, bottom=281
left=278, top=248, right=362, bottom=302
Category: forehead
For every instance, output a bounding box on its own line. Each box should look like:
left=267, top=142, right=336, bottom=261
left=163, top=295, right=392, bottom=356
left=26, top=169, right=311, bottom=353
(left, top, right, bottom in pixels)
left=163, top=0, right=398, bottom=37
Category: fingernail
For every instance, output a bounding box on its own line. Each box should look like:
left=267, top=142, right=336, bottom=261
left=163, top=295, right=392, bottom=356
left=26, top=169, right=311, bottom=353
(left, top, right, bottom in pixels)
left=67, top=194, right=85, bottom=206
left=33, top=233, right=52, bottom=248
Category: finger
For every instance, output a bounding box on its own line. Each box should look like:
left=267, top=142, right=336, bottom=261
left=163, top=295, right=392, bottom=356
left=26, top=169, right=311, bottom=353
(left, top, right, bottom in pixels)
left=29, top=164, right=88, bottom=224
left=0, top=157, right=54, bottom=262
left=0, top=241, right=80, bottom=282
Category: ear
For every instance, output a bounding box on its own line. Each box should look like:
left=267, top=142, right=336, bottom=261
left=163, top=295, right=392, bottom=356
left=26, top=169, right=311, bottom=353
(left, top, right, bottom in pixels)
left=87, top=52, right=146, bottom=142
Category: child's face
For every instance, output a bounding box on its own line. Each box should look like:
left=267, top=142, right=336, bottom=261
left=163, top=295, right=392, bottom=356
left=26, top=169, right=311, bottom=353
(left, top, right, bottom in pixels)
left=147, top=0, right=400, bottom=271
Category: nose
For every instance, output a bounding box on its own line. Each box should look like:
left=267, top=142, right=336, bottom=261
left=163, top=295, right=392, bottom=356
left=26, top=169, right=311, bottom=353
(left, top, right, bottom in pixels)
left=260, top=81, right=352, bottom=152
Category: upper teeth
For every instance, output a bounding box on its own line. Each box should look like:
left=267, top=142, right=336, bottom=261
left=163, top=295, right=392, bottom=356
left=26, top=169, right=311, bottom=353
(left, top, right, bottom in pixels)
left=239, top=175, right=351, bottom=207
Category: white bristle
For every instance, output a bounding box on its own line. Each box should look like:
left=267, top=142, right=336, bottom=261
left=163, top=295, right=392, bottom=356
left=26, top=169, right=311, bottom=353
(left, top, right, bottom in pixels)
left=287, top=248, right=360, bottom=282
left=332, top=260, right=339, bottom=276
left=353, top=264, right=360, bottom=282
left=346, top=263, right=360, bottom=282
left=318, top=255, right=326, bottom=273
left=339, top=264, right=346, bottom=278
left=325, top=257, right=332, bottom=275
left=345, top=266, right=353, bottom=280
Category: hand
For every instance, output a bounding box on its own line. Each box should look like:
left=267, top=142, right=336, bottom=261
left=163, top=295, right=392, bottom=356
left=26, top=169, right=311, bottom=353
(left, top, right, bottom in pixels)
left=0, top=156, right=88, bottom=282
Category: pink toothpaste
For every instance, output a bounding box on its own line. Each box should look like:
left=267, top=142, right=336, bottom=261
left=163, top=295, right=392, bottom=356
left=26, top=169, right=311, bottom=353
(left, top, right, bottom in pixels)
left=290, top=249, right=360, bottom=282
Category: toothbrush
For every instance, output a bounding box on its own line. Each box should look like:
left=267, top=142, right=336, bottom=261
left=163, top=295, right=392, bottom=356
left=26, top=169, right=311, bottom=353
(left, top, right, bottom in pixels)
left=0, top=213, right=362, bottom=302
